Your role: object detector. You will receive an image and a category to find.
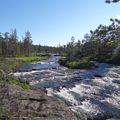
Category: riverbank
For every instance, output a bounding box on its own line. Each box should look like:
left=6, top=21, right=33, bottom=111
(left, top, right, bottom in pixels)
left=13, top=55, right=120, bottom=120
left=1, top=55, right=120, bottom=120
left=59, top=57, right=95, bottom=69
left=0, top=56, right=47, bottom=93
left=0, top=56, right=48, bottom=73
left=0, top=83, right=79, bottom=120
left=0, top=56, right=80, bottom=120
left=0, top=55, right=48, bottom=95
left=16, top=56, right=48, bottom=62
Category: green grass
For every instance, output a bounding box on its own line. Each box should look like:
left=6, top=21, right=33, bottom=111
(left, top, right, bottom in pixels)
left=16, top=56, right=48, bottom=62
left=60, top=57, right=94, bottom=69
left=0, top=58, right=23, bottom=73
left=0, top=56, right=49, bottom=90
left=0, top=76, right=31, bottom=90
left=0, top=56, right=48, bottom=72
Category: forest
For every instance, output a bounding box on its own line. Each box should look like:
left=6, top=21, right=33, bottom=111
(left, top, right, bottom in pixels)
left=59, top=19, right=120, bottom=68
left=0, top=18, right=120, bottom=69
left=0, top=1, right=120, bottom=120
left=0, top=29, right=59, bottom=57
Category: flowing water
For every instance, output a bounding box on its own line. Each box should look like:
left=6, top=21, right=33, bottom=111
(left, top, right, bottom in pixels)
left=12, top=55, right=120, bottom=120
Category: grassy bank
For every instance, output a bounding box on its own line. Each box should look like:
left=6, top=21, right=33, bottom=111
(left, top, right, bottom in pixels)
left=16, top=56, right=48, bottom=62
left=59, top=57, right=94, bottom=69
left=0, top=56, right=48, bottom=73
left=0, top=76, right=31, bottom=90
left=0, top=56, right=48, bottom=90
left=0, top=58, right=22, bottom=73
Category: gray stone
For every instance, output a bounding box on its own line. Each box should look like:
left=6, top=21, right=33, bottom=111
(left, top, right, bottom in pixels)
left=0, top=84, right=79, bottom=120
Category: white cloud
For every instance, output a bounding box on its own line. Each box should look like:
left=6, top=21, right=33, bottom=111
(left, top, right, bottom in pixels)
left=115, top=14, right=120, bottom=20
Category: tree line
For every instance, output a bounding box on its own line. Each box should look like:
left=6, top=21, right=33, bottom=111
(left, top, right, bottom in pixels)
left=1, top=18, right=120, bottom=65
left=60, top=18, right=120, bottom=64
left=0, top=29, right=59, bottom=57
left=0, top=29, right=33, bottom=57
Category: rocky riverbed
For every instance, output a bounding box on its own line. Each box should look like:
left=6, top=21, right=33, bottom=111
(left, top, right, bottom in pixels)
left=12, top=55, right=120, bottom=120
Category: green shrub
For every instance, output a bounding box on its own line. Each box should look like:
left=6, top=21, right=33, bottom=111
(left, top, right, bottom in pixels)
left=60, top=57, right=93, bottom=69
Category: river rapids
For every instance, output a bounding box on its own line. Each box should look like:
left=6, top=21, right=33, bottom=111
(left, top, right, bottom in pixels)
left=12, top=55, right=120, bottom=120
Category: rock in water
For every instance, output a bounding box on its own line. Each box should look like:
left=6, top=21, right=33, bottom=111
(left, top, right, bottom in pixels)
left=0, top=84, right=79, bottom=120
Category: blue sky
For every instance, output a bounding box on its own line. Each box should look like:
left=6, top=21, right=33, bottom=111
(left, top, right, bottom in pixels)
left=0, top=0, right=120, bottom=46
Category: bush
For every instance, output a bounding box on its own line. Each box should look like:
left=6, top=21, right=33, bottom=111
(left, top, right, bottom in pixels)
left=59, top=57, right=94, bottom=69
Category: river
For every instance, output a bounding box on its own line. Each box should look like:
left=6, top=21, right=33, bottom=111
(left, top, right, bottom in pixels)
left=12, top=55, right=120, bottom=120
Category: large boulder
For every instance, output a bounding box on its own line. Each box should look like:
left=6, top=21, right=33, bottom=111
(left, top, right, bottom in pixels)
left=0, top=84, right=79, bottom=120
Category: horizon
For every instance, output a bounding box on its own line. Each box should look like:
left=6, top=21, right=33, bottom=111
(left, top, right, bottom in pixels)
left=0, top=0, right=120, bottom=47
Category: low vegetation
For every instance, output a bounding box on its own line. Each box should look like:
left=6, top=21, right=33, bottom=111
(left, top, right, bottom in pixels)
left=0, top=76, right=31, bottom=90
left=0, top=58, right=22, bottom=72
left=60, top=57, right=94, bottom=69
left=0, top=56, right=48, bottom=73
left=0, top=56, right=47, bottom=90
left=16, top=56, right=48, bottom=62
